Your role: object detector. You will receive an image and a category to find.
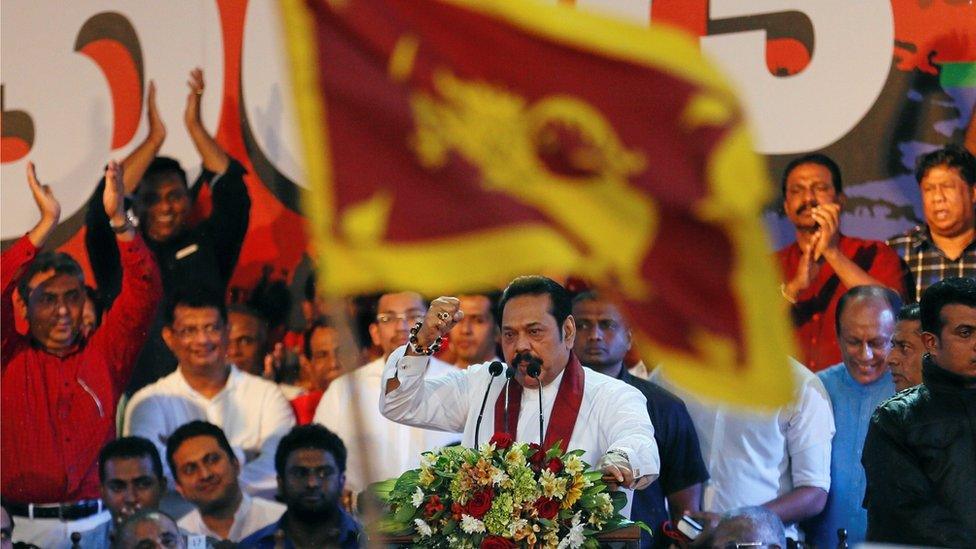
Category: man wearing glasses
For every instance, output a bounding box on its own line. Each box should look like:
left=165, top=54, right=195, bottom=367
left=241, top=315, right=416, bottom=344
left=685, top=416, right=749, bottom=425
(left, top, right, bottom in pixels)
left=313, top=292, right=459, bottom=497
left=125, top=288, right=295, bottom=498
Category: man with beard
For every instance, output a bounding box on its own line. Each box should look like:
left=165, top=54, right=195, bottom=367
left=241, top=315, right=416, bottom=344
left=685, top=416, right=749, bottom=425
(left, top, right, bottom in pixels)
left=863, top=277, right=976, bottom=546
left=572, top=291, right=707, bottom=548
left=776, top=154, right=905, bottom=372
left=449, top=291, right=502, bottom=369
left=807, top=285, right=899, bottom=547
left=381, top=276, right=659, bottom=492
left=887, top=303, right=925, bottom=392
left=313, top=292, right=458, bottom=496
left=238, top=425, right=362, bottom=548
left=167, top=422, right=284, bottom=542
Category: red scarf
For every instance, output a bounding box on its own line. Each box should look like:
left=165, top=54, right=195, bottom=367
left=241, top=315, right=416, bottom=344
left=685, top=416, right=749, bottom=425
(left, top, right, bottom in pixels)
left=493, top=353, right=585, bottom=450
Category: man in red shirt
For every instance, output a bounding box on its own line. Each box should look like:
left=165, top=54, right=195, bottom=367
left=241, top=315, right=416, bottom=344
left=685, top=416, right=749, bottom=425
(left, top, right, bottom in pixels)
left=776, top=154, right=906, bottom=371
left=1, top=161, right=162, bottom=547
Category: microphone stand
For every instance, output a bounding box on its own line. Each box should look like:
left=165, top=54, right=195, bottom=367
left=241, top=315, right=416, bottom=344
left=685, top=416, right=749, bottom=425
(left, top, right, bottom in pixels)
left=503, top=365, right=516, bottom=434
left=474, top=361, right=504, bottom=448
left=527, top=363, right=544, bottom=449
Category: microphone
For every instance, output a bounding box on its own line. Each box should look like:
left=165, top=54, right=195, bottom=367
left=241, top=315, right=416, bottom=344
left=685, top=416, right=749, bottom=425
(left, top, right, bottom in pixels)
left=474, top=361, right=504, bottom=448
left=526, top=362, right=544, bottom=449
left=503, top=365, right=516, bottom=434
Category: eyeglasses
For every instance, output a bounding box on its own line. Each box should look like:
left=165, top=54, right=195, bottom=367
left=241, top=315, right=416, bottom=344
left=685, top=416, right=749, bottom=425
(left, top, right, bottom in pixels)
left=30, top=289, right=84, bottom=311
left=172, top=324, right=223, bottom=340
left=375, top=311, right=426, bottom=325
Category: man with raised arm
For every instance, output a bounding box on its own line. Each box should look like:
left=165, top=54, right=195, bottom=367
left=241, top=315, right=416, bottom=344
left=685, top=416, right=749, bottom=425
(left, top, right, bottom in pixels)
left=85, top=69, right=251, bottom=394
left=2, top=162, right=161, bottom=547
left=381, top=276, right=659, bottom=493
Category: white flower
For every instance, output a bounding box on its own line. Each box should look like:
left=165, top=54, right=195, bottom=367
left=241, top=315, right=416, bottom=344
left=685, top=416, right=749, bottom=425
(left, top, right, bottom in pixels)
left=412, top=487, right=425, bottom=508
left=557, top=513, right=585, bottom=549
left=491, top=467, right=509, bottom=485
left=414, top=518, right=433, bottom=537
left=420, top=452, right=437, bottom=468
left=460, top=514, right=486, bottom=534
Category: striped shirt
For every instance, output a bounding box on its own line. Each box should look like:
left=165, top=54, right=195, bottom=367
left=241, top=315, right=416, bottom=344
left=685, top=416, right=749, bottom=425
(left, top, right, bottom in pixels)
left=886, top=225, right=976, bottom=301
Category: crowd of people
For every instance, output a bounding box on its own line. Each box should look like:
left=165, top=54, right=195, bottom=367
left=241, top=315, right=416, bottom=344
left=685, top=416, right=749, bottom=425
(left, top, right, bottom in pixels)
left=2, top=71, right=975, bottom=549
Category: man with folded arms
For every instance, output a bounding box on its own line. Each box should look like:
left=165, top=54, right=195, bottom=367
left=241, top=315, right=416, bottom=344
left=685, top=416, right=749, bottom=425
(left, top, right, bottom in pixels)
left=1, top=161, right=161, bottom=546
left=381, top=275, right=659, bottom=493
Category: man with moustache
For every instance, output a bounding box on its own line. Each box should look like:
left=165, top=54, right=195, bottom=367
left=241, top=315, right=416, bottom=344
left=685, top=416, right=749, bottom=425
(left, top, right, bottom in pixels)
left=167, top=422, right=284, bottom=542
left=238, top=425, right=362, bottom=548
left=313, top=292, right=458, bottom=496
left=573, top=291, right=707, bottom=548
left=63, top=437, right=167, bottom=548
left=862, top=277, right=976, bottom=546
left=807, top=286, right=900, bottom=547
left=2, top=162, right=162, bottom=547
left=887, top=303, right=925, bottom=392
left=381, top=276, right=659, bottom=491
left=887, top=145, right=976, bottom=301
left=125, top=290, right=295, bottom=497
left=449, top=291, right=502, bottom=369
left=776, top=154, right=905, bottom=371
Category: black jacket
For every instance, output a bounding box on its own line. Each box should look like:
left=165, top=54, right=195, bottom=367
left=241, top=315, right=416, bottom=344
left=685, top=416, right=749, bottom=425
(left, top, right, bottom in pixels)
left=862, top=357, right=976, bottom=547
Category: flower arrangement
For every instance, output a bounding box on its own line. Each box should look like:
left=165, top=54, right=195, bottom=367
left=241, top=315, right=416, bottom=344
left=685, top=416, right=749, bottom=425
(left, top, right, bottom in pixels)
left=371, top=433, right=641, bottom=548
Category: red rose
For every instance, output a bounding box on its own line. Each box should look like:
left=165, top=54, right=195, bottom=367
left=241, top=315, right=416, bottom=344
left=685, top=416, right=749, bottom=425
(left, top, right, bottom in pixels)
left=534, top=496, right=560, bottom=520
left=481, top=535, right=516, bottom=549
left=465, top=489, right=494, bottom=519
left=546, top=457, right=563, bottom=474
left=528, top=443, right=546, bottom=470
left=424, top=494, right=444, bottom=518
left=489, top=432, right=514, bottom=450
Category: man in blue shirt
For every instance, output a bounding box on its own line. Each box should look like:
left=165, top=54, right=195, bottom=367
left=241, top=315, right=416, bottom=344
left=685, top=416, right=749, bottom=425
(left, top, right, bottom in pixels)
left=572, top=291, right=708, bottom=548
left=807, top=285, right=900, bottom=546
left=239, top=425, right=362, bottom=548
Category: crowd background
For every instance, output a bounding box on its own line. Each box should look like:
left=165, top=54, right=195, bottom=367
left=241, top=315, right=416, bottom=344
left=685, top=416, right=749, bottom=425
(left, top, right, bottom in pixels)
left=2, top=2, right=976, bottom=549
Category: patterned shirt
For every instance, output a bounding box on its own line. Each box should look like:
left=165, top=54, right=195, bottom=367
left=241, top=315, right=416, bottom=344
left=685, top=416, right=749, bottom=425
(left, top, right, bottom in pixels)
left=886, top=224, right=976, bottom=302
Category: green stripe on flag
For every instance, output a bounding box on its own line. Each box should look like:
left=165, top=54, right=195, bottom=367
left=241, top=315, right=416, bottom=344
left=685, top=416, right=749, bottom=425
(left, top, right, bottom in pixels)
left=940, top=62, right=976, bottom=88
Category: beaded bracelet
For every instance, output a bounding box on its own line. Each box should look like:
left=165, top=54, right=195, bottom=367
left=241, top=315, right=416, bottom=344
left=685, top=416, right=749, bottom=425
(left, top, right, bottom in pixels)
left=408, top=321, right=443, bottom=355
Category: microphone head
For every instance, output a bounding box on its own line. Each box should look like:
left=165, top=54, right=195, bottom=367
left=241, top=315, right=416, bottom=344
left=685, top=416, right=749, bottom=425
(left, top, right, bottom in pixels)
left=488, top=361, right=503, bottom=376
left=526, top=362, right=542, bottom=378
left=505, top=365, right=516, bottom=379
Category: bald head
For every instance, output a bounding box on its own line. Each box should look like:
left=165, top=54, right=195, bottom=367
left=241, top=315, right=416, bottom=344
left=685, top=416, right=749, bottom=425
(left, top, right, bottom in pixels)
left=115, top=510, right=184, bottom=549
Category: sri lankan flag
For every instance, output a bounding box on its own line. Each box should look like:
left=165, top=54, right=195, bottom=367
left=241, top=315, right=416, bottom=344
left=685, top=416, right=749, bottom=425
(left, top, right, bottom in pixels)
left=281, top=0, right=796, bottom=408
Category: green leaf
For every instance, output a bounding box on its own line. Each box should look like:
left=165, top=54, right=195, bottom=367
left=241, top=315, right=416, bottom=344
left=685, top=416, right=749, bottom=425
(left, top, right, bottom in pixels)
left=583, top=471, right=603, bottom=483
left=442, top=519, right=457, bottom=535
left=393, top=503, right=418, bottom=523
left=609, top=491, right=627, bottom=513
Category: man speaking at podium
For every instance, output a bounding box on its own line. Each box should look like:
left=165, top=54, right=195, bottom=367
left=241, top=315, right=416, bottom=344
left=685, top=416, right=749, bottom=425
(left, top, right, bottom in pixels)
left=380, top=275, right=659, bottom=491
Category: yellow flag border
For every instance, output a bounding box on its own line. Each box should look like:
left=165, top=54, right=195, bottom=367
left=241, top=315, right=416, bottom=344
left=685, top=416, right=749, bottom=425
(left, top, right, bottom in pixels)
left=279, top=0, right=794, bottom=408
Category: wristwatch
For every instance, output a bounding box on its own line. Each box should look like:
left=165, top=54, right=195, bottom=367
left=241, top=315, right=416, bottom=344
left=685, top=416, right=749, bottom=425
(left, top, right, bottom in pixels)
left=110, top=211, right=137, bottom=234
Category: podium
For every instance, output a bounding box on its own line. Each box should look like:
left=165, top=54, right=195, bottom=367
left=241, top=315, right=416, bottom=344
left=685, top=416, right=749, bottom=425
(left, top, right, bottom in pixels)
left=369, top=524, right=641, bottom=547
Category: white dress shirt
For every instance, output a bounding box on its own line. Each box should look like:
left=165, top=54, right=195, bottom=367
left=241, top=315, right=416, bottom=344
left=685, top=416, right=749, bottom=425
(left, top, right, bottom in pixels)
left=313, top=356, right=461, bottom=494
left=650, top=358, right=834, bottom=538
left=380, top=346, right=660, bottom=483
left=178, top=492, right=285, bottom=542
left=124, top=365, right=296, bottom=496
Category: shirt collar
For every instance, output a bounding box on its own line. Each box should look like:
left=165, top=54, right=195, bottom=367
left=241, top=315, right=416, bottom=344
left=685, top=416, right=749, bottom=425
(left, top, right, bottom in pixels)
left=253, top=508, right=361, bottom=546
left=176, top=364, right=240, bottom=399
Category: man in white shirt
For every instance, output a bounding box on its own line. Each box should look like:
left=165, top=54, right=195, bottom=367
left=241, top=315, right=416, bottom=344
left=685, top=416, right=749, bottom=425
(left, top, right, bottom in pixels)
left=313, top=291, right=459, bottom=495
left=381, top=276, right=659, bottom=490
left=650, top=358, right=834, bottom=540
left=449, top=291, right=502, bottom=369
left=125, top=289, right=296, bottom=496
left=166, top=421, right=284, bottom=542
